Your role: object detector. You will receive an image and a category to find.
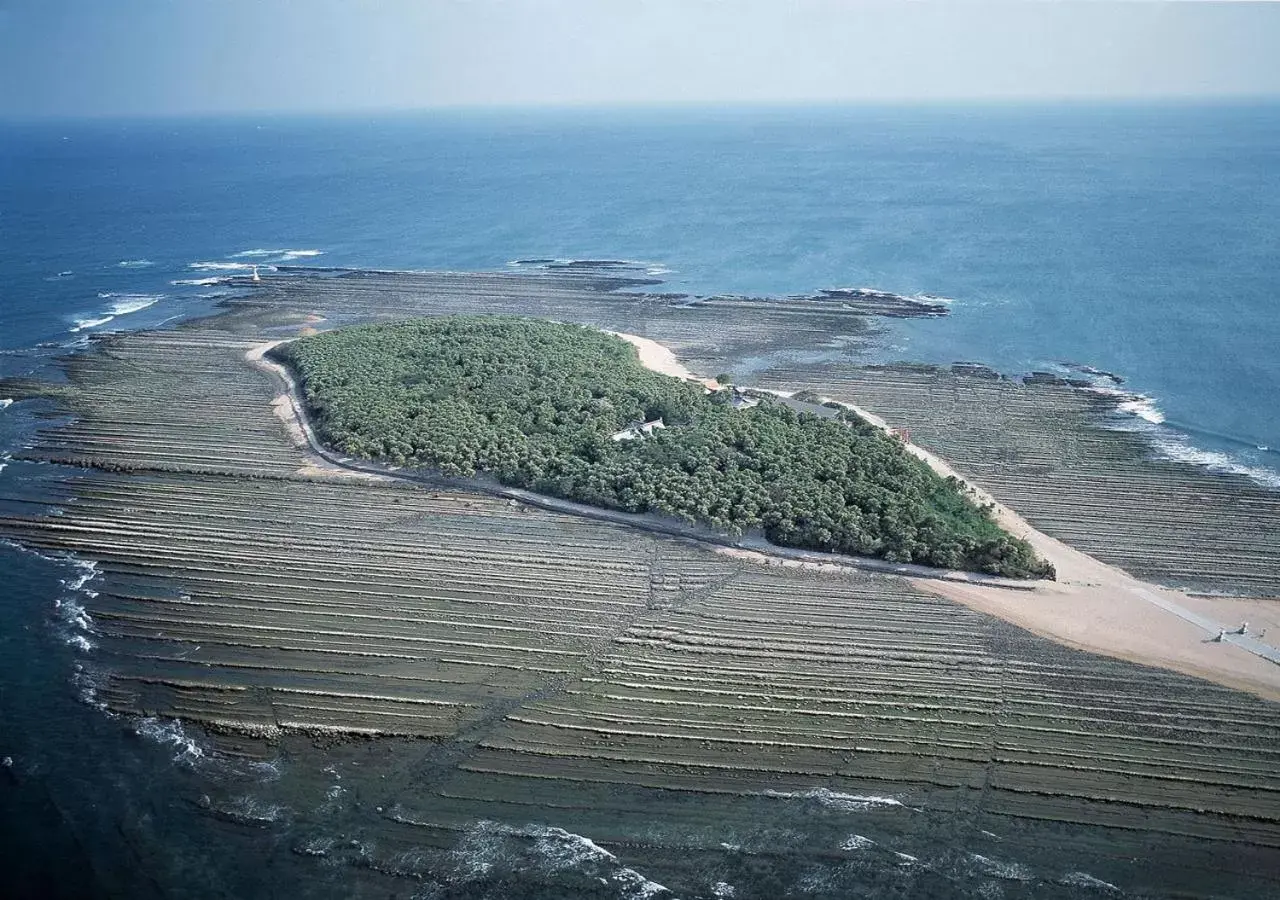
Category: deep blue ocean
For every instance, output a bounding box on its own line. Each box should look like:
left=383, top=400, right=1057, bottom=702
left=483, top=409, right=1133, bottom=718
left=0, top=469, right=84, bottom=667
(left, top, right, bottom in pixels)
left=1, top=104, right=1278, bottom=897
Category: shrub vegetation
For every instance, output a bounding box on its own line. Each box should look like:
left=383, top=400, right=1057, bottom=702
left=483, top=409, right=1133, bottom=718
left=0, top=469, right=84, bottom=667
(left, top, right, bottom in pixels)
left=275, top=316, right=1054, bottom=578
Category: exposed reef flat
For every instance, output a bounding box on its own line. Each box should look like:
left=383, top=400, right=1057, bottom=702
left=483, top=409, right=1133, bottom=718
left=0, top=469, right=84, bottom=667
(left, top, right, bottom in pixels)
left=2, top=269, right=1279, bottom=897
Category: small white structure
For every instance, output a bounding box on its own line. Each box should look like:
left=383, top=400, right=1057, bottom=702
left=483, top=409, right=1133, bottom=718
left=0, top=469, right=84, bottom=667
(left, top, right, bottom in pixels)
left=612, top=418, right=665, bottom=442
left=730, top=388, right=759, bottom=410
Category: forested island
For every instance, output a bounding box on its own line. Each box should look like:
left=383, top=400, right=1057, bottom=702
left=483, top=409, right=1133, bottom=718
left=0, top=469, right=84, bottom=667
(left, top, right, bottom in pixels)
left=274, top=316, right=1054, bottom=578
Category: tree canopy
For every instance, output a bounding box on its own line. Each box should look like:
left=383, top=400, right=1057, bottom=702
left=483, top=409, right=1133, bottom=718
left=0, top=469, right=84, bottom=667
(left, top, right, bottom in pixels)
left=275, top=316, right=1054, bottom=579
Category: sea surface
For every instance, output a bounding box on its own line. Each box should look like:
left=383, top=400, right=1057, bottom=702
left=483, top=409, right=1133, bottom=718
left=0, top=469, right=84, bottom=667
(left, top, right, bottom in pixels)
left=1, top=103, right=1278, bottom=897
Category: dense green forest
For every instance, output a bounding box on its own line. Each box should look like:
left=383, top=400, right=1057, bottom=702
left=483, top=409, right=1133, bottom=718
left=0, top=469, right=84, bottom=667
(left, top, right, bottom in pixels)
left=275, top=316, right=1054, bottom=579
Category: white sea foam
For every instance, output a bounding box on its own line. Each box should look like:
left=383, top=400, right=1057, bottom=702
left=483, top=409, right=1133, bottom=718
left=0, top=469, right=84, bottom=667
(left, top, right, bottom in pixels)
left=894, top=851, right=918, bottom=865
left=188, top=261, right=255, bottom=271
left=231, top=248, right=323, bottom=261
left=765, top=787, right=905, bottom=811
left=99, top=292, right=163, bottom=316
left=1116, top=395, right=1165, bottom=424
left=1091, top=387, right=1280, bottom=490
left=72, top=663, right=109, bottom=711
left=533, top=827, right=618, bottom=867
left=1148, top=432, right=1280, bottom=490
left=171, top=277, right=227, bottom=286
left=612, top=866, right=670, bottom=898
left=54, top=560, right=99, bottom=651
left=117, top=259, right=154, bottom=268
left=969, top=853, right=1035, bottom=882
left=840, top=834, right=876, bottom=850
left=0, top=399, right=12, bottom=410
left=449, top=821, right=669, bottom=896
left=1058, top=871, right=1122, bottom=893
left=63, top=558, right=100, bottom=595
left=69, top=314, right=115, bottom=332
left=135, top=716, right=204, bottom=763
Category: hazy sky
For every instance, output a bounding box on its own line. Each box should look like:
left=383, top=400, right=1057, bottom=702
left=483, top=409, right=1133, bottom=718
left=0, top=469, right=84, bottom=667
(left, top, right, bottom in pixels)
left=3, top=1, right=1280, bottom=117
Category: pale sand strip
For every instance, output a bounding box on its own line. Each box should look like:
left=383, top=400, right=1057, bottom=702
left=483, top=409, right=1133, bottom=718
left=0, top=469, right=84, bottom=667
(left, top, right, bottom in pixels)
left=610, top=332, right=1280, bottom=700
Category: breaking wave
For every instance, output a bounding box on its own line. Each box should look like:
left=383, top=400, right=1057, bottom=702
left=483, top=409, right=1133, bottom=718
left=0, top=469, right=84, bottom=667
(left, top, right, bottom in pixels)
left=189, top=260, right=280, bottom=273
left=69, top=314, right=115, bottom=332
left=55, top=559, right=99, bottom=651
left=1054, top=368, right=1280, bottom=492
left=68, top=293, right=165, bottom=333
left=99, top=292, right=163, bottom=316
left=446, top=821, right=670, bottom=896
left=765, top=787, right=906, bottom=812
left=969, top=852, right=1035, bottom=882
left=1116, top=395, right=1165, bottom=424
left=116, top=259, right=154, bottom=268
left=0, top=398, right=12, bottom=410
left=134, top=716, right=205, bottom=763
left=1090, top=386, right=1280, bottom=490
left=1058, top=871, right=1123, bottom=893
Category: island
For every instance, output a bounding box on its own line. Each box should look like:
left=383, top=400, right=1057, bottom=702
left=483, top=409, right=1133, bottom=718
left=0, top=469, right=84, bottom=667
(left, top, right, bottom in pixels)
left=272, top=315, right=1054, bottom=579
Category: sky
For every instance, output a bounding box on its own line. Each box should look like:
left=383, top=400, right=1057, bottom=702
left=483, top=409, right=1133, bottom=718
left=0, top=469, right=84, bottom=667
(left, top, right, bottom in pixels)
left=2, top=1, right=1280, bottom=117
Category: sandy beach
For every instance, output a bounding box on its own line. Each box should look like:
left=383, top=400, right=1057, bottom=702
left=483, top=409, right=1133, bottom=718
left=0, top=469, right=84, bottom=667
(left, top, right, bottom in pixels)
left=611, top=331, right=1280, bottom=700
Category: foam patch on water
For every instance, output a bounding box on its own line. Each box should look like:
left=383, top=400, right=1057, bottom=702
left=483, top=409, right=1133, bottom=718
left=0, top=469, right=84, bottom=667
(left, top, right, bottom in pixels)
left=231, top=248, right=322, bottom=259
left=54, top=559, right=99, bottom=650
left=969, top=853, right=1035, bottom=882
left=68, top=294, right=165, bottom=333
left=840, top=834, right=876, bottom=850
left=766, top=787, right=905, bottom=812
left=448, top=821, right=671, bottom=896
left=135, top=716, right=205, bottom=763
left=72, top=663, right=109, bottom=711
left=712, top=882, right=736, bottom=898
left=188, top=261, right=261, bottom=272
left=69, top=314, right=115, bottom=332
left=1115, top=395, right=1165, bottom=424
left=117, top=259, right=154, bottom=268
left=99, top=292, right=163, bottom=316
left=218, top=795, right=286, bottom=825
left=1088, top=387, right=1280, bottom=490
left=1058, top=871, right=1123, bottom=893
left=1146, top=431, right=1280, bottom=490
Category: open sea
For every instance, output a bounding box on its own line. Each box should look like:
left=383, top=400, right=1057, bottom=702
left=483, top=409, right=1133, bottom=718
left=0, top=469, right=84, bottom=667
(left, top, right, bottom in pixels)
left=1, top=103, right=1278, bottom=897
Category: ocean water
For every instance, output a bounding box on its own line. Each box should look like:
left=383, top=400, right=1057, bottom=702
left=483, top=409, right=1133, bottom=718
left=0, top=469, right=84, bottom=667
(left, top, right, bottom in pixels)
left=1, top=103, right=1279, bottom=896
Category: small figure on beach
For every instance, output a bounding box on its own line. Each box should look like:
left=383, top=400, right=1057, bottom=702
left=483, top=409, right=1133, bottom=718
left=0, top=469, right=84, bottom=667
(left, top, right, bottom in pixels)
left=1213, top=629, right=1225, bottom=643
left=1237, top=622, right=1249, bottom=635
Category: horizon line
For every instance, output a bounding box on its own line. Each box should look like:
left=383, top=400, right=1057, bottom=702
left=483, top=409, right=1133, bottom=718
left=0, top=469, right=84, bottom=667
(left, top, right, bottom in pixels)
left=6, top=94, right=1280, bottom=124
